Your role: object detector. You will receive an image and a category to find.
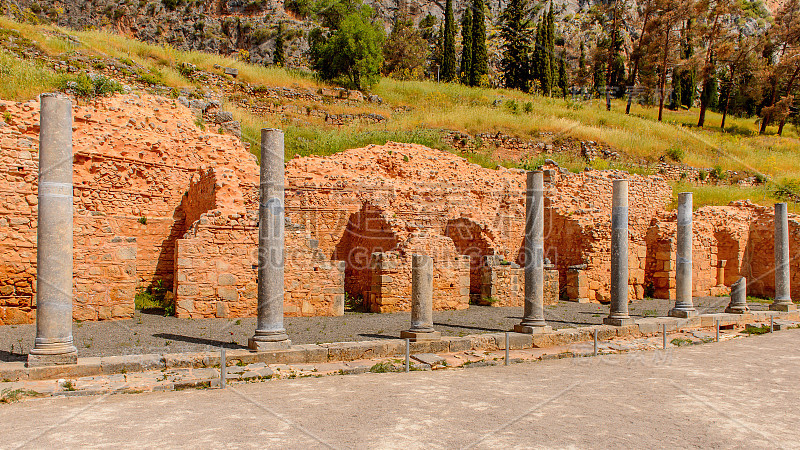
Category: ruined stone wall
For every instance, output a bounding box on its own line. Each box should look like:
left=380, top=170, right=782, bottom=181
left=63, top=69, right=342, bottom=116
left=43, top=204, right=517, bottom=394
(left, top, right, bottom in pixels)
left=367, top=252, right=470, bottom=313
left=480, top=256, right=559, bottom=307
left=544, top=169, right=674, bottom=303
left=740, top=203, right=800, bottom=299
left=173, top=210, right=345, bottom=319
left=0, top=208, right=137, bottom=325
left=0, top=93, right=256, bottom=323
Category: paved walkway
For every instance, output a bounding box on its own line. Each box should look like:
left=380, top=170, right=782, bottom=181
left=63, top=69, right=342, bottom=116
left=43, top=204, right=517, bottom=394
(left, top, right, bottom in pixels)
left=0, top=297, right=742, bottom=360
left=2, top=328, right=797, bottom=448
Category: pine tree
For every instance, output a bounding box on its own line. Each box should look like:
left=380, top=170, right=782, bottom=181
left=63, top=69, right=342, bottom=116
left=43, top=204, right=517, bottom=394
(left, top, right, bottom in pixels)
left=460, top=7, right=473, bottom=83
left=441, top=0, right=457, bottom=81
left=500, top=0, right=533, bottom=91
left=469, top=0, right=488, bottom=86
left=274, top=22, right=286, bottom=66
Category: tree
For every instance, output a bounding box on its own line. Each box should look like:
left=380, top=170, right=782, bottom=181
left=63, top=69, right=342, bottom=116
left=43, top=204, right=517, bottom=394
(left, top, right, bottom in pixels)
left=274, top=22, right=286, bottom=67
left=604, top=0, right=623, bottom=110
left=310, top=2, right=385, bottom=89
left=469, top=0, right=488, bottom=86
left=383, top=17, right=428, bottom=79
left=546, top=2, right=556, bottom=89
left=441, top=0, right=457, bottom=81
left=460, top=7, right=473, bottom=83
left=647, top=0, right=693, bottom=121
left=695, top=0, right=739, bottom=127
left=557, top=49, right=568, bottom=96
left=499, top=0, right=533, bottom=91
left=759, top=0, right=800, bottom=135
left=626, top=0, right=654, bottom=114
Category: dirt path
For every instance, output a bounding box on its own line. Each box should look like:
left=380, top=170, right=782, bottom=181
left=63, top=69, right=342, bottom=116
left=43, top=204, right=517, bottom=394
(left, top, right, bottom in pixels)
left=2, top=326, right=796, bottom=448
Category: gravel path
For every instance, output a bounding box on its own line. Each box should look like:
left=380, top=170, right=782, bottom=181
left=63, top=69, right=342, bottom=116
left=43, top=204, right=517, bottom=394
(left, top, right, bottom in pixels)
left=0, top=296, right=761, bottom=361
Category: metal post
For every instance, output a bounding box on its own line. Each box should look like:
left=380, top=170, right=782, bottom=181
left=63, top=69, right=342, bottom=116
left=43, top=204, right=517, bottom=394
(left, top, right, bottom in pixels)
left=504, top=332, right=509, bottom=366
left=593, top=328, right=598, bottom=356
left=715, top=321, right=719, bottom=342
left=220, top=347, right=227, bottom=389
left=405, top=338, right=410, bottom=373
left=771, top=316, right=774, bottom=333
left=662, top=323, right=667, bottom=350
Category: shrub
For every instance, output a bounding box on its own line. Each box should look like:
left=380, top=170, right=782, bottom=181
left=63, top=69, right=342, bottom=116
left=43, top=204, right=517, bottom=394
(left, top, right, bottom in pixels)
left=522, top=101, right=533, bottom=113
left=137, top=70, right=162, bottom=85
left=698, top=170, right=708, bottom=181
left=63, top=73, right=124, bottom=98
left=710, top=165, right=726, bottom=180
left=666, top=146, right=684, bottom=162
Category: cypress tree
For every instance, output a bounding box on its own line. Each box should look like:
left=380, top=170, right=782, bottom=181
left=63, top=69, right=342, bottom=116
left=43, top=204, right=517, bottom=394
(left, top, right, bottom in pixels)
left=546, top=2, right=556, bottom=89
left=274, top=22, right=286, bottom=66
left=557, top=50, right=568, bottom=97
left=500, top=0, right=532, bottom=91
left=441, top=0, right=457, bottom=81
left=469, top=0, right=488, bottom=87
left=578, top=40, right=586, bottom=84
left=539, top=22, right=551, bottom=95
left=530, top=21, right=543, bottom=93
left=460, top=7, right=473, bottom=83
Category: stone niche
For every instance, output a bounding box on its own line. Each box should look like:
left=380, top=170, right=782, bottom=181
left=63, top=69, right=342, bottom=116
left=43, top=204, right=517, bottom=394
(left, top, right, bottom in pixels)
left=480, top=255, right=559, bottom=307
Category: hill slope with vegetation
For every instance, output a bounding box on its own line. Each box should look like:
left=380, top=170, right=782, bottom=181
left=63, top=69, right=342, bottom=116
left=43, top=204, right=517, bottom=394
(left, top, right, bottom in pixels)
left=0, top=14, right=798, bottom=211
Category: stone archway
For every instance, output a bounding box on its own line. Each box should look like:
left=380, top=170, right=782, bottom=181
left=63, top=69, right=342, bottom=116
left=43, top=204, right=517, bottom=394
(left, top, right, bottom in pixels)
left=333, top=204, right=399, bottom=303
left=715, top=230, right=741, bottom=286
left=444, top=218, right=494, bottom=298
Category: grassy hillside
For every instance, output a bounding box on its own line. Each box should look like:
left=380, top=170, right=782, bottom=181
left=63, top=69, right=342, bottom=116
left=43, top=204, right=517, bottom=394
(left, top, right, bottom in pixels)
left=1, top=16, right=799, bottom=211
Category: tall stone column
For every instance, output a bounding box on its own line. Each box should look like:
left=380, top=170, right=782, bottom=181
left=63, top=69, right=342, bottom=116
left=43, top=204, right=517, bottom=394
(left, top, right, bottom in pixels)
left=28, top=93, right=78, bottom=367
left=771, top=203, right=796, bottom=311
left=401, top=254, right=441, bottom=341
left=604, top=179, right=635, bottom=326
left=249, top=129, right=291, bottom=351
left=725, top=277, right=749, bottom=313
left=670, top=192, right=697, bottom=318
left=515, top=171, right=552, bottom=334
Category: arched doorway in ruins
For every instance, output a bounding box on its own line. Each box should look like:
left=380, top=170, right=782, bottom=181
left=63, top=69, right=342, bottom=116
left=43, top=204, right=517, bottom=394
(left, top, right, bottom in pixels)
left=714, top=230, right=741, bottom=286
left=333, top=204, right=399, bottom=307
left=444, top=218, right=494, bottom=300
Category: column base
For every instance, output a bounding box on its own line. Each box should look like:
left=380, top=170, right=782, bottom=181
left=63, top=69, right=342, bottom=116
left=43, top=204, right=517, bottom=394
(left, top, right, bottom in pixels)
left=669, top=308, right=698, bottom=318
left=603, top=317, right=636, bottom=326
left=769, top=302, right=797, bottom=312
left=248, top=338, right=291, bottom=351
left=514, top=324, right=553, bottom=334
left=27, top=352, right=77, bottom=367
left=724, top=305, right=750, bottom=314
left=400, top=330, right=441, bottom=342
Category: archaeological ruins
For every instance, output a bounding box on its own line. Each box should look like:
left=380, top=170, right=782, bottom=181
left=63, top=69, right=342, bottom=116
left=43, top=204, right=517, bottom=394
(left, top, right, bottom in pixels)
left=0, top=93, right=799, bottom=364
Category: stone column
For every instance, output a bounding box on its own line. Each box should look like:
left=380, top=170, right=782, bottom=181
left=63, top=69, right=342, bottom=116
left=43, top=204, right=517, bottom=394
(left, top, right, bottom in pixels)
left=401, top=254, right=441, bottom=341
left=28, top=93, right=78, bottom=367
left=670, top=192, right=697, bottom=318
left=249, top=129, right=291, bottom=351
left=770, top=203, right=796, bottom=311
left=604, top=179, right=635, bottom=326
left=515, top=171, right=552, bottom=334
left=716, top=260, right=727, bottom=287
left=725, top=277, right=749, bottom=313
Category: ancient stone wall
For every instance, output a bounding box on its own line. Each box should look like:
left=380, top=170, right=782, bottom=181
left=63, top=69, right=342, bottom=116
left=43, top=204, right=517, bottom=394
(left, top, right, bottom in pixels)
left=0, top=93, right=256, bottom=323
left=480, top=256, right=559, bottom=307
left=367, top=251, right=470, bottom=313
left=174, top=210, right=345, bottom=318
